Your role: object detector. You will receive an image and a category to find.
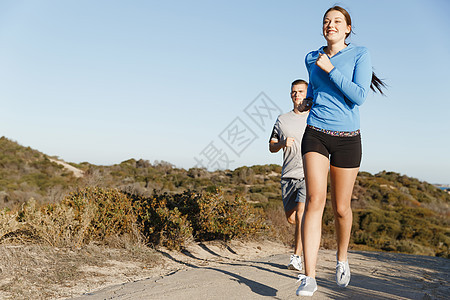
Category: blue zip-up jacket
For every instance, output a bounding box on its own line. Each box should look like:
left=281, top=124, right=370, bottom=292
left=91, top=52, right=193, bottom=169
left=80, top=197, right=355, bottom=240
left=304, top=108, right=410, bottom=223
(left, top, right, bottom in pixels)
left=305, top=43, right=372, bottom=132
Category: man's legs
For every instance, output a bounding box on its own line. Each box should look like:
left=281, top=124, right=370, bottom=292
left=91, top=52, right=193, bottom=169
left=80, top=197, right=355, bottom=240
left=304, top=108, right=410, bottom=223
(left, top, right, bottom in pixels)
left=282, top=178, right=306, bottom=271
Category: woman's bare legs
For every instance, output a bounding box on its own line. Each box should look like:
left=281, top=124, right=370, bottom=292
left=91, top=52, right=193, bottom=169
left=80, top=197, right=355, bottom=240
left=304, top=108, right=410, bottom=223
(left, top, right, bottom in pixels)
left=330, top=165, right=359, bottom=262
left=301, top=152, right=330, bottom=278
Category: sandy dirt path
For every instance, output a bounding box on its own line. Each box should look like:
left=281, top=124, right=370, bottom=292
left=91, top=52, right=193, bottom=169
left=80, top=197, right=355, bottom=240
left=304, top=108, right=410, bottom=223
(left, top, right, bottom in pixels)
left=48, top=158, right=84, bottom=178
left=69, top=241, right=449, bottom=300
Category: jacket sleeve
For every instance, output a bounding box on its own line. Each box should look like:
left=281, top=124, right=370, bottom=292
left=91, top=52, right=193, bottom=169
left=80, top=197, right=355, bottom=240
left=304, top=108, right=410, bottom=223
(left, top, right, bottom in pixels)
left=305, top=53, right=314, bottom=100
left=328, top=48, right=372, bottom=106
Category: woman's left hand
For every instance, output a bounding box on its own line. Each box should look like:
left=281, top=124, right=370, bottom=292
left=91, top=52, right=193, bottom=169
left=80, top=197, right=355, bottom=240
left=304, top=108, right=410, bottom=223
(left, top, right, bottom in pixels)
left=316, top=53, right=334, bottom=73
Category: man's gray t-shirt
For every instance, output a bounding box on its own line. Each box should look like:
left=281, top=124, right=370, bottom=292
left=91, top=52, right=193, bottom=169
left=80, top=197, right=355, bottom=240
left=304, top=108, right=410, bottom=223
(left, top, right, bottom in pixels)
left=270, top=110, right=308, bottom=179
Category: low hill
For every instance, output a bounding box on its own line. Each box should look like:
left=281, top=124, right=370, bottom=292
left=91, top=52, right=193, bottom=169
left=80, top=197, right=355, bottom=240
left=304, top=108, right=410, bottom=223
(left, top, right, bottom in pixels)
left=0, top=137, right=83, bottom=209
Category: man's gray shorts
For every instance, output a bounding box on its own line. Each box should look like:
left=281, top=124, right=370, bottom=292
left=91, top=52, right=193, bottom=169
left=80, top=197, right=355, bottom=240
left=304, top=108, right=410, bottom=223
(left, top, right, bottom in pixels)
left=281, top=178, right=306, bottom=212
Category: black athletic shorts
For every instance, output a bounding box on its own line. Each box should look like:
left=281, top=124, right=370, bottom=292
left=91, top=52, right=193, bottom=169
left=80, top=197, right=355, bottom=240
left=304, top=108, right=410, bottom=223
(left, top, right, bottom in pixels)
left=301, top=126, right=362, bottom=168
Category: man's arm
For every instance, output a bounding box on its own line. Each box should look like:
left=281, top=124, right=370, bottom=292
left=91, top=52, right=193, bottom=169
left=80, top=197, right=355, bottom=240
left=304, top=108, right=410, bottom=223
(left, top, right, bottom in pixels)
left=269, top=140, right=283, bottom=153
left=269, top=137, right=294, bottom=153
left=269, top=121, right=281, bottom=153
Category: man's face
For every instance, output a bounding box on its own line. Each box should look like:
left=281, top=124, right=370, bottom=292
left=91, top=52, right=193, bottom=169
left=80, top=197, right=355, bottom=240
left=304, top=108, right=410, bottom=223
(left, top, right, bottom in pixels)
left=291, top=83, right=307, bottom=107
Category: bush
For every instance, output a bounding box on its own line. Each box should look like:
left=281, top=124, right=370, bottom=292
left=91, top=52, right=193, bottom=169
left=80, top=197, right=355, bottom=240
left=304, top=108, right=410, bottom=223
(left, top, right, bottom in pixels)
left=195, top=191, right=267, bottom=240
left=249, top=193, right=268, bottom=203
left=62, top=187, right=138, bottom=242
left=352, top=207, right=450, bottom=258
left=8, top=187, right=140, bottom=248
left=16, top=198, right=95, bottom=247
left=133, top=193, right=193, bottom=250
left=133, top=190, right=268, bottom=250
left=2, top=187, right=269, bottom=251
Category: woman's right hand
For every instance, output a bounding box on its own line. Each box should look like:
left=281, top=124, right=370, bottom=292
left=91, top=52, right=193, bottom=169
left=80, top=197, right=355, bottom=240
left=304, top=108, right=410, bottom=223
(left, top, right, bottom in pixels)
left=316, top=53, right=334, bottom=73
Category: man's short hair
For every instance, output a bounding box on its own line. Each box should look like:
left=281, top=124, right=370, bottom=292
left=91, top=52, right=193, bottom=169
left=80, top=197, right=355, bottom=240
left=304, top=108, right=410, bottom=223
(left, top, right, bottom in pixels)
left=291, top=79, right=308, bottom=87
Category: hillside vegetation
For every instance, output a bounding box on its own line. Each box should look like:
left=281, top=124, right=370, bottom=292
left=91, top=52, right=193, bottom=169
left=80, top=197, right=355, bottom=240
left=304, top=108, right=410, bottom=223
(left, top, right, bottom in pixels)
left=0, top=137, right=448, bottom=258
left=0, top=137, right=82, bottom=209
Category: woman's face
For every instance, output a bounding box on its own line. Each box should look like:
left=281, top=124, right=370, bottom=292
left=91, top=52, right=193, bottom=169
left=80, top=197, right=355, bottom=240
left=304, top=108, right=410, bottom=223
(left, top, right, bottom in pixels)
left=322, top=10, right=351, bottom=44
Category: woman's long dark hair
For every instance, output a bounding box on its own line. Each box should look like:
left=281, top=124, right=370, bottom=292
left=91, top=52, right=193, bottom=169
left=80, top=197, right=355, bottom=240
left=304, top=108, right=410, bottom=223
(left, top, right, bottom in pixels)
left=325, top=6, right=387, bottom=95
left=371, top=72, right=386, bottom=95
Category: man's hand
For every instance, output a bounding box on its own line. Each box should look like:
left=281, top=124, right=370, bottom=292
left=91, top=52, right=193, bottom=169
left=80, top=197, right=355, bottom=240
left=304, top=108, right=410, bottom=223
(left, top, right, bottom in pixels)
left=316, top=53, right=334, bottom=73
left=284, top=137, right=295, bottom=148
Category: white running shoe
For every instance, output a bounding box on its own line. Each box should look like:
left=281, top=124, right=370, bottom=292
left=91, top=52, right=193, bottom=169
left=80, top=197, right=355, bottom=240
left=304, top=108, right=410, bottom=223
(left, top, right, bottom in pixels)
left=296, top=275, right=317, bottom=296
left=288, top=254, right=302, bottom=271
left=336, top=258, right=351, bottom=287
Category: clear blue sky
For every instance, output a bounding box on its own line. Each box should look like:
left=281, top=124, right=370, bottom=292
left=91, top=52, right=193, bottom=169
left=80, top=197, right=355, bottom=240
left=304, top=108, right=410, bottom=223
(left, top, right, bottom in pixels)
left=1, top=0, right=449, bottom=184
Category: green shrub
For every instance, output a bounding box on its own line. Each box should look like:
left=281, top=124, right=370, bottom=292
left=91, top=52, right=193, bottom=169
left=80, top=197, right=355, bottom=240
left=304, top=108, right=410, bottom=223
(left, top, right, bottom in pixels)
left=11, top=188, right=139, bottom=248
left=132, top=190, right=267, bottom=250
left=249, top=193, right=268, bottom=203
left=195, top=191, right=267, bottom=240
left=62, top=187, right=137, bottom=242
left=133, top=193, right=193, bottom=250
left=352, top=206, right=449, bottom=258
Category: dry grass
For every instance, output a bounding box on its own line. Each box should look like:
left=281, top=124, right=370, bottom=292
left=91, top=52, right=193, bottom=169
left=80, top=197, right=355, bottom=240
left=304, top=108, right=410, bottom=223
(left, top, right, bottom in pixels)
left=0, top=188, right=143, bottom=248
left=0, top=243, right=161, bottom=300
left=264, top=203, right=338, bottom=251
left=0, top=187, right=271, bottom=299
left=264, top=205, right=295, bottom=247
left=0, top=188, right=161, bottom=299
left=0, top=209, right=20, bottom=239
left=0, top=198, right=96, bottom=247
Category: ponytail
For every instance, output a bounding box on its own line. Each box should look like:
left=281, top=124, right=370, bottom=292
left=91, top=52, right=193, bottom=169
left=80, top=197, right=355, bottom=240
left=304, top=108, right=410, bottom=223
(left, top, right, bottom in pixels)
left=371, top=72, right=387, bottom=95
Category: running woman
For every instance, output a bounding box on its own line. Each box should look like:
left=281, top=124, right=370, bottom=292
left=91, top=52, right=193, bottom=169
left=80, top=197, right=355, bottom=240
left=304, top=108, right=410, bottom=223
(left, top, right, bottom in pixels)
left=296, top=5, right=386, bottom=297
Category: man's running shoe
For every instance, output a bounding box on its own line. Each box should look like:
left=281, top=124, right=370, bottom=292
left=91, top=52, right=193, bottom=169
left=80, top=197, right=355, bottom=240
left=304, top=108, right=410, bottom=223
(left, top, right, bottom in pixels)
left=288, top=254, right=302, bottom=271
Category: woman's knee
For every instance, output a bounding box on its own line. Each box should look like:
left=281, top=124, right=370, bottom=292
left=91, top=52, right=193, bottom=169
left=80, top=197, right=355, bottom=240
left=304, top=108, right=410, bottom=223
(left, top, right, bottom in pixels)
left=305, top=195, right=326, bottom=212
left=334, top=204, right=352, bottom=219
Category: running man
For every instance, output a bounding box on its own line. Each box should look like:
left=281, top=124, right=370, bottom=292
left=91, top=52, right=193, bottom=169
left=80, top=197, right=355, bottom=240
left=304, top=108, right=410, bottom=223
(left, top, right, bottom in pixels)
left=269, top=79, right=312, bottom=271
